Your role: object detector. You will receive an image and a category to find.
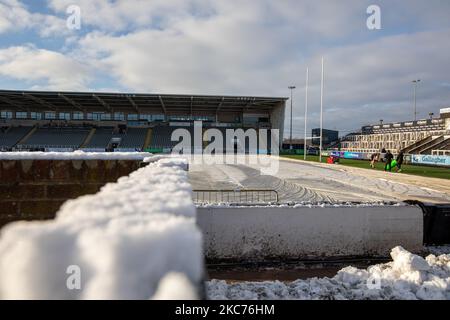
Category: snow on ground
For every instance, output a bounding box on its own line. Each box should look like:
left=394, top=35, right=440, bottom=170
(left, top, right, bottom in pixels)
left=206, top=247, right=450, bottom=300
left=0, top=150, right=151, bottom=160
left=426, top=246, right=450, bottom=256
left=189, top=158, right=450, bottom=204
left=195, top=201, right=403, bottom=208
left=0, top=157, right=203, bottom=299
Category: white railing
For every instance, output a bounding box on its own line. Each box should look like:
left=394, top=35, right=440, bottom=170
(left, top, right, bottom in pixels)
left=432, top=150, right=450, bottom=156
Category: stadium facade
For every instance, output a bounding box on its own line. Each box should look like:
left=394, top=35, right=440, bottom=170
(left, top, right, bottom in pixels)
left=340, top=108, right=450, bottom=155
left=0, top=90, right=287, bottom=153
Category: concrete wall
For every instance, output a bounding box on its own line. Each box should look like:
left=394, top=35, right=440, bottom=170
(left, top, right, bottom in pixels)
left=197, top=205, right=423, bottom=261
left=0, top=159, right=141, bottom=229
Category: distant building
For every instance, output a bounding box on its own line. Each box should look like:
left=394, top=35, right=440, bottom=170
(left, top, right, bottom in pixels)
left=340, top=108, right=450, bottom=155
left=441, top=107, right=450, bottom=130
left=311, top=128, right=339, bottom=147
left=282, top=138, right=305, bottom=150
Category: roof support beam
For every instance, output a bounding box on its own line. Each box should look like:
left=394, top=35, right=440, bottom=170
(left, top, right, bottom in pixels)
left=126, top=96, right=139, bottom=113
left=158, top=95, right=167, bottom=114
left=243, top=98, right=256, bottom=113
left=216, top=97, right=225, bottom=113
left=93, top=94, right=112, bottom=113
left=215, top=97, right=225, bottom=122
left=0, top=91, right=287, bottom=115
left=59, top=94, right=84, bottom=112
left=23, top=93, right=56, bottom=111
left=0, top=96, right=26, bottom=111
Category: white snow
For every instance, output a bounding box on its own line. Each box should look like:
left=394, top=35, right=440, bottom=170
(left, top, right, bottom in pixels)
left=0, top=150, right=151, bottom=160
left=189, top=158, right=450, bottom=203
left=148, top=156, right=189, bottom=171
left=0, top=157, right=203, bottom=300
left=206, top=246, right=450, bottom=300
left=426, top=246, right=450, bottom=256
left=152, top=272, right=199, bottom=300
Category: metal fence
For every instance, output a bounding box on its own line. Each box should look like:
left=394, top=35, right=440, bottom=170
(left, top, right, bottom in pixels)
left=193, top=189, right=279, bottom=205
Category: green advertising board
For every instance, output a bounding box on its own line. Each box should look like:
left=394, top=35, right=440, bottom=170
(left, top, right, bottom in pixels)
left=280, top=149, right=304, bottom=155
left=144, top=148, right=164, bottom=153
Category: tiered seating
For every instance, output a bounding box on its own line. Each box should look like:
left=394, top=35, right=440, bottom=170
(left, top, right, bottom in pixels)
left=407, top=135, right=450, bottom=155
left=2, top=125, right=275, bottom=153
left=150, top=126, right=193, bottom=149
left=118, top=128, right=147, bottom=149
left=84, top=127, right=114, bottom=149
left=403, top=136, right=434, bottom=154
left=205, top=127, right=227, bottom=149
left=419, top=136, right=447, bottom=154
left=0, top=126, right=32, bottom=150
left=368, top=119, right=445, bottom=135
left=431, top=137, right=450, bottom=154
left=18, top=127, right=90, bottom=149
left=150, top=126, right=271, bottom=153
left=213, top=127, right=266, bottom=153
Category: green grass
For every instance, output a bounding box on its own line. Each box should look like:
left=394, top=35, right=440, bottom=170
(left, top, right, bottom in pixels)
left=282, top=155, right=450, bottom=180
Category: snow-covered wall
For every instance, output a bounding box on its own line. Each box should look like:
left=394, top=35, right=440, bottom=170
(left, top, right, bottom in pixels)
left=0, top=151, right=151, bottom=160
left=0, top=157, right=204, bottom=299
left=197, top=205, right=423, bottom=260
left=0, top=157, right=143, bottom=229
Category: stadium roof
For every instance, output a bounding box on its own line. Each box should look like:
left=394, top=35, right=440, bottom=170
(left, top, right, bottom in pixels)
left=0, top=90, right=287, bottom=114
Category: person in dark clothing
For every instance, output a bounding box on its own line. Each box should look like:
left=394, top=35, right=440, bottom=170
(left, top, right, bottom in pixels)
left=384, top=150, right=393, bottom=172
left=396, top=150, right=404, bottom=172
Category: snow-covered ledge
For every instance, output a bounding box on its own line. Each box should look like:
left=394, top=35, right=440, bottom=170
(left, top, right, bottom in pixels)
left=0, top=157, right=204, bottom=299
left=0, top=151, right=151, bottom=161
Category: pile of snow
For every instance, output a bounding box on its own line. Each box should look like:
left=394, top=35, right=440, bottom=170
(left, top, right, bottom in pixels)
left=0, top=150, right=151, bottom=160
left=0, top=158, right=203, bottom=299
left=145, top=156, right=189, bottom=171
left=207, top=246, right=450, bottom=300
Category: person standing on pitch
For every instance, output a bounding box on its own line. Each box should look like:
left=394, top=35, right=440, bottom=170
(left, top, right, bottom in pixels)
left=370, top=152, right=380, bottom=168
left=396, top=150, right=404, bottom=173
left=384, top=150, right=393, bottom=172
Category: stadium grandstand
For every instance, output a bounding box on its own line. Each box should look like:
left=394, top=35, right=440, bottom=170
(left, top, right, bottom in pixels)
left=0, top=90, right=286, bottom=153
left=339, top=108, right=450, bottom=155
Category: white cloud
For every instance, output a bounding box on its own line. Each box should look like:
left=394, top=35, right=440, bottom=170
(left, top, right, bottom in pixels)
left=0, top=0, right=69, bottom=36
left=296, top=29, right=450, bottom=131
left=0, top=0, right=29, bottom=31
left=1, top=0, right=450, bottom=134
left=46, top=0, right=214, bottom=32
left=0, top=45, right=91, bottom=90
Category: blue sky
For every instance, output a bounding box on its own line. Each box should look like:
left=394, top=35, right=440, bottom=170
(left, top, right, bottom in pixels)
left=0, top=0, right=449, bottom=136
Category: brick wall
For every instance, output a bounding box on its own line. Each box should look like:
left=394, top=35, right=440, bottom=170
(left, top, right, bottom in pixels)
left=0, top=160, right=142, bottom=229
